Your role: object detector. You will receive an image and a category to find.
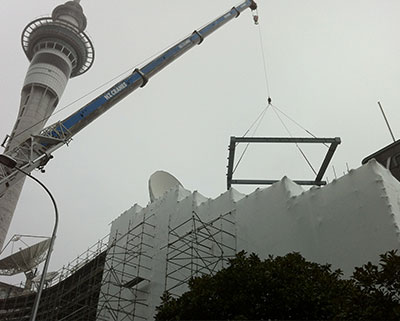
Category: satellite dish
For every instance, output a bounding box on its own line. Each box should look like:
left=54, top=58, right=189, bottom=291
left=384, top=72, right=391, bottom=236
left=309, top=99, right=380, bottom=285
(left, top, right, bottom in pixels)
left=0, top=238, right=51, bottom=276
left=149, top=171, right=184, bottom=202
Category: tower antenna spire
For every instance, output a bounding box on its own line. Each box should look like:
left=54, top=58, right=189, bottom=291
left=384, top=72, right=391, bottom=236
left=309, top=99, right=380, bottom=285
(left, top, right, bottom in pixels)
left=378, top=101, right=396, bottom=142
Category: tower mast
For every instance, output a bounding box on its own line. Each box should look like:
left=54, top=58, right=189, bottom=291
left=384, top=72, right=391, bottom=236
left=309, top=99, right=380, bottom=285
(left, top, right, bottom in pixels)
left=0, top=1, right=94, bottom=249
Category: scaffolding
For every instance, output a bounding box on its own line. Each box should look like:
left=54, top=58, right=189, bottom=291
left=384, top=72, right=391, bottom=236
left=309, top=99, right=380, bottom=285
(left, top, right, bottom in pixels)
left=97, top=212, right=155, bottom=321
left=0, top=235, right=108, bottom=321
left=164, top=210, right=236, bottom=297
left=0, top=207, right=237, bottom=320
left=52, top=235, right=108, bottom=288
left=0, top=208, right=157, bottom=321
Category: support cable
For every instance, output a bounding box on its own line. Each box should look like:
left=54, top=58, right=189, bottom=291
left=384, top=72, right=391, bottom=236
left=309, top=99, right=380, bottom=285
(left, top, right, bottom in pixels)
left=241, top=104, right=269, bottom=138
left=271, top=106, right=317, bottom=175
left=233, top=103, right=270, bottom=174
left=272, top=104, right=329, bottom=148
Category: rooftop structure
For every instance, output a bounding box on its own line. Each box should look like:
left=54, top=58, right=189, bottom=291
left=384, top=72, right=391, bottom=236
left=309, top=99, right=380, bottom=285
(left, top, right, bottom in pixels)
left=363, top=139, right=400, bottom=182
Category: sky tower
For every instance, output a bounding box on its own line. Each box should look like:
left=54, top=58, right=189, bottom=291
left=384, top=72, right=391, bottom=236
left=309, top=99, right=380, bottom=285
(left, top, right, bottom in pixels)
left=0, top=0, right=94, bottom=249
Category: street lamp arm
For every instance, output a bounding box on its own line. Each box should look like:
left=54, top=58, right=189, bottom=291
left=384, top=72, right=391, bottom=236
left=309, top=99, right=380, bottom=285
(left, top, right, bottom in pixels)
left=8, top=165, right=59, bottom=321
left=15, top=167, right=59, bottom=232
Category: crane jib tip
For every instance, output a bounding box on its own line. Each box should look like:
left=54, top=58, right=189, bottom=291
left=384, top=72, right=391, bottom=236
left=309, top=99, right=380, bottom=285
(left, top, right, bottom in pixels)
left=250, top=1, right=258, bottom=11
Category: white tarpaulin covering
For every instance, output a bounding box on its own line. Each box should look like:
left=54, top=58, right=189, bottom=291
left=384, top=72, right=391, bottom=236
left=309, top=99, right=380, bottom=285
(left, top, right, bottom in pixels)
left=98, top=160, right=400, bottom=319
left=0, top=238, right=51, bottom=275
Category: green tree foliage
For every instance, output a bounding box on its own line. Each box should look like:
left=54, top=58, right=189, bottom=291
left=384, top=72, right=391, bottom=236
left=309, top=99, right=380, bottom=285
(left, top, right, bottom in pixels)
left=348, top=250, right=400, bottom=319
left=155, top=251, right=400, bottom=320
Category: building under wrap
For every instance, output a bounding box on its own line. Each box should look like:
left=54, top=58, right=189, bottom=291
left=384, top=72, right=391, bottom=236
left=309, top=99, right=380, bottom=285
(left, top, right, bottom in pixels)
left=0, top=159, right=400, bottom=320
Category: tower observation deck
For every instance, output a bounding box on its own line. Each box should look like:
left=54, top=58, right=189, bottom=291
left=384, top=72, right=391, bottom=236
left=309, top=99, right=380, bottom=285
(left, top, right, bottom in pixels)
left=0, top=0, right=94, bottom=249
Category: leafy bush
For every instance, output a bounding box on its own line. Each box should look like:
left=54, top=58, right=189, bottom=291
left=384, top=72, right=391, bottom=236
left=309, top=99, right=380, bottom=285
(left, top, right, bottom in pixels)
left=155, top=250, right=400, bottom=320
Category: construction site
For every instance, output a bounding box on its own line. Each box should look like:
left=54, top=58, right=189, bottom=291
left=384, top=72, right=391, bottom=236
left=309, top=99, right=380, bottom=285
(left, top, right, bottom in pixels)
left=0, top=1, right=400, bottom=320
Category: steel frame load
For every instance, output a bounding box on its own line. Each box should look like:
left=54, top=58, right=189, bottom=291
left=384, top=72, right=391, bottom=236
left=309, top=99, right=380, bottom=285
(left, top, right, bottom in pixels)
left=164, top=210, right=236, bottom=297
left=227, top=136, right=341, bottom=189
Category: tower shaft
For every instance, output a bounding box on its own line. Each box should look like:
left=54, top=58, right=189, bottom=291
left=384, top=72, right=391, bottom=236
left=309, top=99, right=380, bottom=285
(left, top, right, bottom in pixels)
left=0, top=1, right=94, bottom=249
left=7, top=87, right=59, bottom=151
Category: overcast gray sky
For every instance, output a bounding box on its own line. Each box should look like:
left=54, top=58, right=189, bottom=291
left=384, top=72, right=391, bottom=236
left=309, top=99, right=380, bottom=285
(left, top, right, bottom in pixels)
left=1, top=0, right=400, bottom=283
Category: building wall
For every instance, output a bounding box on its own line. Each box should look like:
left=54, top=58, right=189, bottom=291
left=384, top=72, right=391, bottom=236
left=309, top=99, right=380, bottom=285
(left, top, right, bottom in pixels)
left=236, top=160, right=400, bottom=274
left=98, top=159, right=400, bottom=320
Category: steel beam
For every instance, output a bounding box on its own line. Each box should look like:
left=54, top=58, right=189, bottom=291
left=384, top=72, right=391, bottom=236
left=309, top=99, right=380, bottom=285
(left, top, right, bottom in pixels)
left=226, top=136, right=340, bottom=189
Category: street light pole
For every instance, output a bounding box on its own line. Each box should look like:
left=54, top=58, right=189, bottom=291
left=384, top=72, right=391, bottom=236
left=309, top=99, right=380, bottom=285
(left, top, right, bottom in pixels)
left=0, top=154, right=59, bottom=321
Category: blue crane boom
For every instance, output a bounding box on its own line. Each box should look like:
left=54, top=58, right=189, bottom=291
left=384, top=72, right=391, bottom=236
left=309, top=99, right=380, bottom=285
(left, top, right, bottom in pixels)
left=0, top=0, right=257, bottom=196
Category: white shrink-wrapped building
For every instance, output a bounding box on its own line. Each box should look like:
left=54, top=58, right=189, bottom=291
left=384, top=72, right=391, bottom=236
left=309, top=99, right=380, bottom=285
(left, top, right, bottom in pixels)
left=97, top=159, right=400, bottom=320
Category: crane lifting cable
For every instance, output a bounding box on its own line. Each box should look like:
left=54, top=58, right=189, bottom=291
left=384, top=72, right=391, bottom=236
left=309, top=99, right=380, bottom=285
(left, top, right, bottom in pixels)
left=233, top=97, right=324, bottom=176
left=253, top=8, right=271, bottom=99
left=232, top=5, right=273, bottom=174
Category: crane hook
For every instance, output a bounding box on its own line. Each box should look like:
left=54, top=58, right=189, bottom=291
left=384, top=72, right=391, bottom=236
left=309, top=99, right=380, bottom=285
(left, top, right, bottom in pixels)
left=251, top=7, right=259, bottom=25
left=253, top=14, right=259, bottom=25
